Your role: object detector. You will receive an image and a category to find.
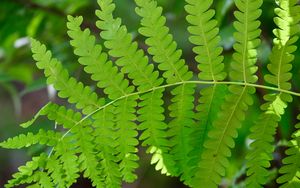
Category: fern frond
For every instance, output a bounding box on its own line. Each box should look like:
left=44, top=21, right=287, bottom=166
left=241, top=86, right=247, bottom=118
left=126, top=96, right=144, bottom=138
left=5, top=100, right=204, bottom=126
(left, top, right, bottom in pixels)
left=74, top=120, right=105, bottom=187
left=193, top=86, right=255, bottom=187
left=5, top=154, right=48, bottom=188
left=4, top=0, right=300, bottom=187
left=66, top=15, right=134, bottom=100
left=31, top=171, right=54, bottom=188
left=137, top=89, right=174, bottom=174
left=37, top=106, right=81, bottom=187
left=114, top=95, right=139, bottom=182
left=2, top=103, right=85, bottom=187
left=187, top=85, right=227, bottom=184
left=246, top=94, right=288, bottom=187
left=42, top=103, right=83, bottom=128
left=5, top=153, right=68, bottom=188
left=92, top=105, right=122, bottom=187
left=231, top=0, right=262, bottom=83
left=46, top=154, right=67, bottom=188
left=19, top=102, right=86, bottom=130
left=45, top=105, right=105, bottom=187
left=135, top=0, right=193, bottom=83
left=4, top=101, right=117, bottom=187
left=67, top=15, right=140, bottom=182
left=135, top=0, right=196, bottom=178
left=96, top=0, right=173, bottom=175
left=265, top=0, right=300, bottom=91
left=184, top=0, right=228, bottom=185
left=192, top=0, right=262, bottom=186
left=43, top=136, right=83, bottom=188
left=31, top=39, right=103, bottom=114
left=53, top=136, right=80, bottom=187
left=20, top=103, right=52, bottom=128
left=96, top=0, right=162, bottom=91
left=185, top=0, right=226, bottom=81
left=0, top=129, right=61, bottom=149
left=277, top=115, right=300, bottom=187
left=32, top=36, right=125, bottom=185
left=167, top=84, right=195, bottom=176
left=246, top=1, right=300, bottom=187
left=36, top=103, right=109, bottom=187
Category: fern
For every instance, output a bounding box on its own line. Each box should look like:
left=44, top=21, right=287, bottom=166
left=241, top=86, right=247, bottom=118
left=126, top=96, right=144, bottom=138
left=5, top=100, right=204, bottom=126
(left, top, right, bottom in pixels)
left=246, top=93, right=289, bottom=187
left=4, top=154, right=52, bottom=188
left=277, top=115, right=300, bottom=187
left=2, top=0, right=300, bottom=187
left=184, top=0, right=228, bottom=185
left=67, top=15, right=139, bottom=183
left=31, top=39, right=103, bottom=115
left=96, top=0, right=175, bottom=175
left=191, top=0, right=262, bottom=187
left=135, top=0, right=196, bottom=179
left=265, top=0, right=300, bottom=91
left=246, top=1, right=300, bottom=187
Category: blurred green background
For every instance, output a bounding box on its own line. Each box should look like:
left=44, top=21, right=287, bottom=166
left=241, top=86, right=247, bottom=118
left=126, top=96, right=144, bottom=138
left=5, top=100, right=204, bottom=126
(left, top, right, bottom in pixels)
left=1, top=0, right=300, bottom=187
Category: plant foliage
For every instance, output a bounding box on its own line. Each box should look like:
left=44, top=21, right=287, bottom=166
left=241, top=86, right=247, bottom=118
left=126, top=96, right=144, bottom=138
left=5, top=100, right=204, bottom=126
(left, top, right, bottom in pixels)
left=1, top=0, right=300, bottom=187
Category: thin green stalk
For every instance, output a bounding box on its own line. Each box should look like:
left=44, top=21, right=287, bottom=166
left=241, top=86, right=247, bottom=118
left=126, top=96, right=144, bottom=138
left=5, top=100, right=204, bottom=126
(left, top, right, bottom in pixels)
left=47, top=80, right=300, bottom=158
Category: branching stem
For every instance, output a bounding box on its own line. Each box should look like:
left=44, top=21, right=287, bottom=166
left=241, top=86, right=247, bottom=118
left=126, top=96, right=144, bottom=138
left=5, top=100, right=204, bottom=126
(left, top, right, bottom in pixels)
left=48, top=80, right=300, bottom=158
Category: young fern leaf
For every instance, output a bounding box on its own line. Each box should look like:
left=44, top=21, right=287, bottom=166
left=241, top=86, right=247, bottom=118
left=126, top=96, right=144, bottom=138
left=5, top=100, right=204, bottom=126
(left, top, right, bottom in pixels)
left=135, top=0, right=193, bottom=83
left=66, top=15, right=134, bottom=99
left=67, top=15, right=139, bottom=183
left=265, top=0, right=300, bottom=92
left=95, top=0, right=174, bottom=175
left=41, top=104, right=106, bottom=187
left=44, top=103, right=121, bottom=187
left=24, top=102, right=115, bottom=187
left=27, top=39, right=124, bottom=187
left=54, top=137, right=80, bottom=187
left=194, top=86, right=255, bottom=187
left=185, top=0, right=228, bottom=185
left=31, top=39, right=103, bottom=115
left=135, top=0, right=196, bottom=178
left=192, top=0, right=262, bottom=187
left=231, top=0, right=262, bottom=83
left=46, top=154, right=68, bottom=188
left=71, top=118, right=105, bottom=187
left=246, top=1, right=300, bottom=187
left=20, top=102, right=52, bottom=128
left=246, top=94, right=288, bottom=188
left=96, top=0, right=162, bottom=91
left=29, top=104, right=85, bottom=187
left=277, top=115, right=300, bottom=187
left=1, top=102, right=85, bottom=187
left=30, top=171, right=54, bottom=188
left=185, top=0, right=226, bottom=82
left=2, top=129, right=79, bottom=187
left=92, top=105, right=122, bottom=187
left=188, top=84, right=227, bottom=183
left=0, top=129, right=60, bottom=149
left=4, top=154, right=51, bottom=188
